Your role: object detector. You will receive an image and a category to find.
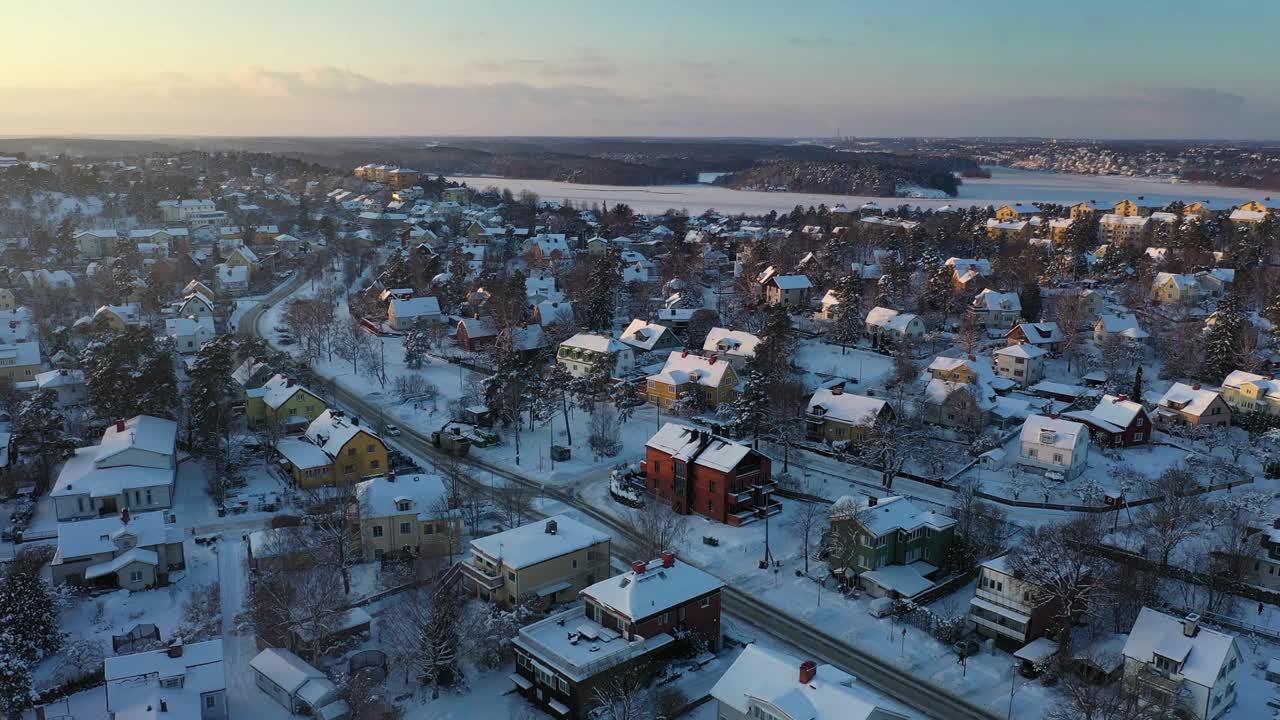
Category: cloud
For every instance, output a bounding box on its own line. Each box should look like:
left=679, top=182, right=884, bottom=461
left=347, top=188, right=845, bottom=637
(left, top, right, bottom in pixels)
left=467, top=51, right=619, bottom=79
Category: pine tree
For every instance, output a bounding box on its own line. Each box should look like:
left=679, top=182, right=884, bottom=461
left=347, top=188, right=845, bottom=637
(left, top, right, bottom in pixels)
left=827, top=274, right=864, bottom=352
left=403, top=321, right=431, bottom=370
left=1131, top=365, right=1144, bottom=401
left=12, top=390, right=74, bottom=489
left=1199, top=292, right=1245, bottom=383
left=730, top=362, right=771, bottom=448
left=83, top=326, right=179, bottom=421
left=1019, top=279, right=1042, bottom=323
left=583, top=249, right=622, bottom=332
left=186, top=335, right=237, bottom=453
left=0, top=570, right=60, bottom=663
left=0, top=640, right=32, bottom=720
left=421, top=590, right=460, bottom=694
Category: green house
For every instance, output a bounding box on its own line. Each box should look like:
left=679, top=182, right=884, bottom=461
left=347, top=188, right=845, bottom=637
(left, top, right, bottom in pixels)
left=826, top=495, right=956, bottom=598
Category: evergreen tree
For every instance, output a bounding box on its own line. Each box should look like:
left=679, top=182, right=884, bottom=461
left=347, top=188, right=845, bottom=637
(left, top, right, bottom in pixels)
left=12, top=390, right=75, bottom=489
left=53, top=217, right=77, bottom=260
left=582, top=249, right=622, bottom=332
left=1267, top=293, right=1280, bottom=337
left=0, top=569, right=60, bottom=663
left=421, top=590, right=461, bottom=693
left=82, top=326, right=179, bottom=421
left=1131, top=365, right=1144, bottom=401
left=730, top=362, right=770, bottom=448
left=403, top=321, right=431, bottom=370
left=186, top=335, right=237, bottom=453
left=827, top=274, right=864, bottom=353
left=1199, top=292, right=1245, bottom=383
left=0, top=641, right=32, bottom=720
left=1019, top=279, right=1042, bottom=322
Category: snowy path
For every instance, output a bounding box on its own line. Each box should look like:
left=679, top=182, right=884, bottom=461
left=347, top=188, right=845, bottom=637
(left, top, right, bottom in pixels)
left=217, top=536, right=289, bottom=720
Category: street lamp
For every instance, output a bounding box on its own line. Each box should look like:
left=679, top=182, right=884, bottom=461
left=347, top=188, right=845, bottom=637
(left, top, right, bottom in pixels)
left=1007, top=665, right=1032, bottom=720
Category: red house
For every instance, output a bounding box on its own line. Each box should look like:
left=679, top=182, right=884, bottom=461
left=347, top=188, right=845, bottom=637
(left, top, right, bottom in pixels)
left=643, top=423, right=779, bottom=526
left=455, top=317, right=496, bottom=352
left=1064, top=393, right=1153, bottom=448
left=511, top=552, right=723, bottom=719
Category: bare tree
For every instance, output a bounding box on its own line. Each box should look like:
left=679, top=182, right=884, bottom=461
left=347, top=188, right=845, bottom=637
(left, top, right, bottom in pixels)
left=783, top=476, right=827, bottom=575
left=628, top=494, right=689, bottom=559
left=590, top=665, right=658, bottom=720
left=1135, top=466, right=1203, bottom=568
left=496, top=479, right=536, bottom=529
left=853, top=405, right=930, bottom=489
left=302, top=486, right=362, bottom=595
left=1008, top=515, right=1111, bottom=661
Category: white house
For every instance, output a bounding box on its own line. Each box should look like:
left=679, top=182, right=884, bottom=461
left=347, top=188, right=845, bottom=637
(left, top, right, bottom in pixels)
left=387, top=296, right=442, bottom=330
left=1016, top=414, right=1090, bottom=480
left=618, top=319, right=679, bottom=353
left=250, top=647, right=340, bottom=715
left=1094, top=313, right=1150, bottom=343
left=214, top=263, right=249, bottom=294
left=993, top=343, right=1047, bottom=388
left=105, top=639, right=227, bottom=720
left=50, top=510, right=185, bottom=590
left=763, top=274, right=813, bottom=307
left=864, top=307, right=925, bottom=348
left=51, top=415, right=178, bottom=521
left=1122, top=608, right=1241, bottom=720
left=166, top=315, right=216, bottom=353
left=711, top=643, right=908, bottom=720
left=970, top=289, right=1022, bottom=329
left=35, top=368, right=87, bottom=407
left=702, top=327, right=761, bottom=369
left=556, top=333, right=635, bottom=379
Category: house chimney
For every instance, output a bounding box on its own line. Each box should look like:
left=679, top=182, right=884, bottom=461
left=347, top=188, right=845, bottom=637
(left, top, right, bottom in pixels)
left=830, top=383, right=844, bottom=395
left=1049, top=413, right=1059, bottom=420
left=708, top=355, right=717, bottom=365
left=1191, top=383, right=1201, bottom=391
left=661, top=551, right=675, bottom=568
left=387, top=471, right=396, bottom=482
left=159, top=699, right=168, bottom=712
left=967, top=354, right=976, bottom=361
left=631, top=560, right=648, bottom=575
left=286, top=378, right=295, bottom=388
left=351, top=416, right=360, bottom=426
left=121, top=508, right=131, bottom=525
left=799, top=660, right=818, bottom=685
left=1116, top=394, right=1127, bottom=402
left=681, top=349, right=689, bottom=358
left=868, top=496, right=877, bottom=507
left=167, top=640, right=183, bottom=658
left=1183, top=613, right=1200, bottom=637
left=116, top=419, right=127, bottom=432
left=545, top=519, right=558, bottom=535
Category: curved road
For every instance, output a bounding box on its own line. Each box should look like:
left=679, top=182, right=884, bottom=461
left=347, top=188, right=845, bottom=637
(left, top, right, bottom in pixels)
left=243, top=277, right=998, bottom=720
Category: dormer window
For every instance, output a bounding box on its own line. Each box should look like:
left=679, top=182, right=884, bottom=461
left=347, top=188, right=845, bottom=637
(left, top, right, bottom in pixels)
left=1153, top=653, right=1181, bottom=674
left=160, top=675, right=184, bottom=688
left=396, top=500, right=412, bottom=512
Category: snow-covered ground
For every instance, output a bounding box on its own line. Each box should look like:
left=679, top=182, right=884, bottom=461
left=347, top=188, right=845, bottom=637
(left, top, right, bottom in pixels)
left=449, top=167, right=1266, bottom=216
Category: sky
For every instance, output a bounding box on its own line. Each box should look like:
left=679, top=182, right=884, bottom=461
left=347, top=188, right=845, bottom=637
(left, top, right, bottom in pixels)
left=3, top=0, right=1278, bottom=139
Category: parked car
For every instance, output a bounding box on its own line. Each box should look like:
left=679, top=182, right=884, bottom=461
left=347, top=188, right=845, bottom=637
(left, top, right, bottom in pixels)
left=953, top=639, right=980, bottom=658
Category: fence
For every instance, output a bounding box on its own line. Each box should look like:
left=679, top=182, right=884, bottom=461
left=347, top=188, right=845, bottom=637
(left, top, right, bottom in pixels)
left=1079, top=542, right=1280, bottom=606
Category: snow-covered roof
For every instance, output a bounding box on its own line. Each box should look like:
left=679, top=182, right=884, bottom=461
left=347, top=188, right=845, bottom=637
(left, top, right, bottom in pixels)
left=1100, top=213, right=1149, bottom=227
left=165, top=315, right=215, bottom=338
left=250, top=648, right=327, bottom=696
left=711, top=643, right=887, bottom=720
left=768, top=274, right=813, bottom=290
left=514, top=605, right=671, bottom=683
left=865, top=306, right=919, bottom=332
left=533, top=300, right=573, bottom=326
left=619, top=319, right=673, bottom=351
left=945, top=258, right=992, bottom=276
left=1009, top=322, right=1063, bottom=345
left=35, top=368, right=84, bottom=389
left=55, top=511, right=180, bottom=561
left=389, top=296, right=441, bottom=318
left=1229, top=209, right=1267, bottom=222
left=560, top=332, right=627, bottom=354
left=275, top=438, right=332, bottom=470
left=644, top=423, right=754, bottom=473
left=648, top=351, right=732, bottom=388
left=972, top=289, right=1021, bottom=312
left=1097, top=313, right=1149, bottom=339
left=1083, top=394, right=1147, bottom=431
left=830, top=495, right=955, bottom=536
left=1122, top=608, right=1237, bottom=688
left=96, top=415, right=177, bottom=464
left=470, top=515, right=609, bottom=570
left=1222, top=370, right=1279, bottom=396
left=1019, top=414, right=1088, bottom=451
left=305, top=410, right=383, bottom=457
left=806, top=388, right=887, bottom=426
left=1157, top=383, right=1222, bottom=417
left=106, top=640, right=226, bottom=720
left=994, top=343, right=1047, bottom=360
left=584, top=556, right=722, bottom=621
left=356, top=474, right=449, bottom=520
left=702, top=327, right=760, bottom=358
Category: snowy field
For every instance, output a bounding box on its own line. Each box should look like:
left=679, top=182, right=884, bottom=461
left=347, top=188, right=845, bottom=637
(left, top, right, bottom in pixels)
left=449, top=167, right=1265, bottom=216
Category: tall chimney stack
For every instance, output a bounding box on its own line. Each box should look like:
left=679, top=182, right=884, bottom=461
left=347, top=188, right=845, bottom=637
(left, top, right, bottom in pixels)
left=799, top=660, right=818, bottom=685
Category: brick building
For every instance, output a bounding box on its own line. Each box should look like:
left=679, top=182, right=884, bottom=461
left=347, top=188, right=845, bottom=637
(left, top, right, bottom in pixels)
left=642, top=423, right=779, bottom=526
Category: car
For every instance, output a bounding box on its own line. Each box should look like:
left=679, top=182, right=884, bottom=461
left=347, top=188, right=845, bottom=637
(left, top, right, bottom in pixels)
left=277, top=337, right=296, bottom=346
left=953, top=639, right=980, bottom=658
left=0, top=527, right=14, bottom=542
left=384, top=424, right=401, bottom=437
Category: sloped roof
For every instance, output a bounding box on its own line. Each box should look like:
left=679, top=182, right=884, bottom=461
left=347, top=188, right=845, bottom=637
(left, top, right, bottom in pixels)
left=702, top=327, right=760, bottom=357
left=648, top=351, right=732, bottom=388
left=1122, top=608, right=1237, bottom=688
left=806, top=388, right=887, bottom=426
left=584, top=557, right=722, bottom=621
left=644, top=423, right=753, bottom=473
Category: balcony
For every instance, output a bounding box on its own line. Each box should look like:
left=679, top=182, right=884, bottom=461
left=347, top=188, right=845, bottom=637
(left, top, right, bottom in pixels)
left=461, top=560, right=504, bottom=591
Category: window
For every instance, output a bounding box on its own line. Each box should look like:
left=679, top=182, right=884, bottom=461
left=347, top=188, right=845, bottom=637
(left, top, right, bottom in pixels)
left=572, top=559, right=578, bottom=569
left=558, top=677, right=569, bottom=693
left=367, top=444, right=375, bottom=453
left=424, top=524, right=434, bottom=535
left=205, top=696, right=216, bottom=709
left=370, top=459, right=380, bottom=469
left=135, top=491, right=142, bottom=505
left=507, top=571, right=516, bottom=581
left=653, top=461, right=661, bottom=474
left=344, top=464, right=355, bottom=473
left=708, top=500, right=715, bottom=513
left=709, top=481, right=716, bottom=493
left=372, top=525, right=384, bottom=537
left=700, top=596, right=711, bottom=609
left=1027, top=448, right=1038, bottom=458
left=1053, top=453, right=1064, bottom=464
left=348, top=448, right=357, bottom=457
left=129, top=570, right=143, bottom=583
left=145, top=489, right=153, bottom=504
left=399, top=522, right=411, bottom=535
left=396, top=500, right=411, bottom=512
left=1134, top=433, right=1144, bottom=442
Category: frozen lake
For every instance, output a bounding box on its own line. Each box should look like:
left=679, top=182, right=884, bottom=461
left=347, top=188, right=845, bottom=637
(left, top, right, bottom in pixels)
left=449, top=167, right=1267, bottom=216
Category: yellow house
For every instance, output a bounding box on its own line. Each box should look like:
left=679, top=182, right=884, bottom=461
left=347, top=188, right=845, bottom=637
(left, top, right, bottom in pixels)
left=1150, top=272, right=1198, bottom=304
left=995, top=204, right=1037, bottom=221
left=805, top=386, right=892, bottom=443
left=461, top=515, right=611, bottom=607
left=275, top=438, right=334, bottom=487
left=927, top=355, right=981, bottom=384
left=1239, top=200, right=1270, bottom=213
left=356, top=474, right=462, bottom=562
left=1069, top=201, right=1102, bottom=220
left=245, top=374, right=326, bottom=430
left=1221, top=370, right=1280, bottom=417
left=1112, top=199, right=1148, bottom=217
left=0, top=341, right=41, bottom=382
left=645, top=351, right=739, bottom=409
left=442, top=187, right=470, bottom=206
left=304, top=409, right=388, bottom=486
left=90, top=304, right=141, bottom=332
left=0, top=289, right=15, bottom=311
left=224, top=246, right=260, bottom=269
left=1184, top=202, right=1220, bottom=220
